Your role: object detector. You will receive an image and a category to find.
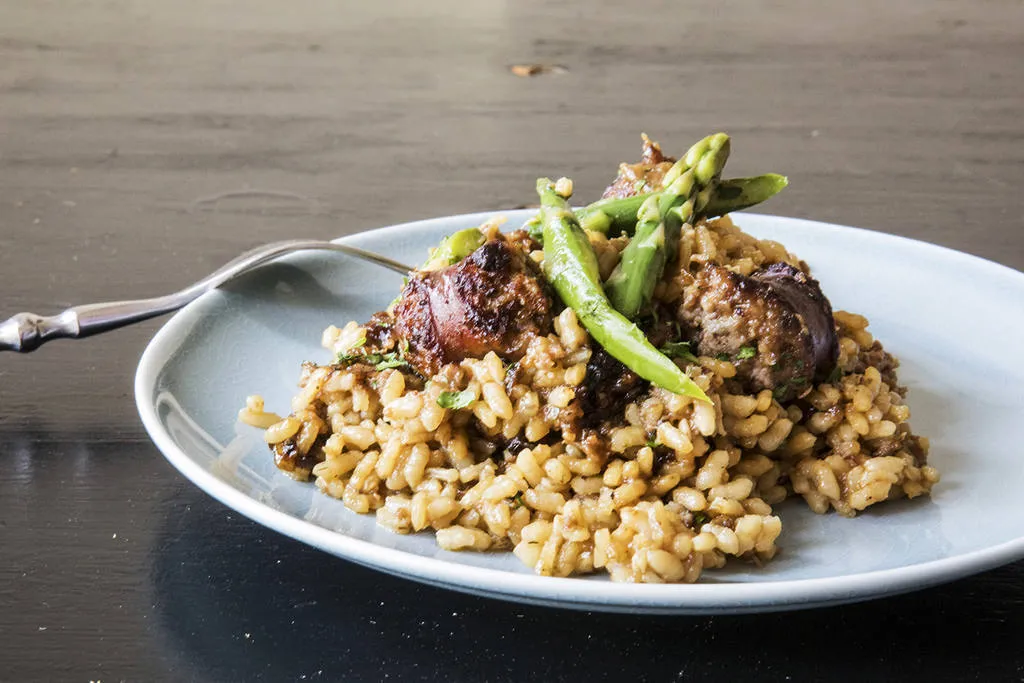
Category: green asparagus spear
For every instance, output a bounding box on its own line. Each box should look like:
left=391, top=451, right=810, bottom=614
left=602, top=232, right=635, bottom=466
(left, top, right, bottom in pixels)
left=536, top=177, right=709, bottom=402
left=603, top=185, right=682, bottom=320
left=577, top=173, right=788, bottom=235
left=604, top=133, right=731, bottom=319
left=711, top=173, right=788, bottom=214
left=421, top=227, right=486, bottom=270
left=525, top=173, right=786, bottom=240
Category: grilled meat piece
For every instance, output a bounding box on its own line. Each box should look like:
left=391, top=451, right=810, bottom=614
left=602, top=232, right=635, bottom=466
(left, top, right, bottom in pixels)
left=393, top=237, right=554, bottom=377
left=361, top=311, right=400, bottom=353
left=272, top=436, right=323, bottom=478
left=503, top=228, right=542, bottom=256
left=752, top=262, right=838, bottom=381
left=679, top=262, right=838, bottom=401
left=853, top=339, right=900, bottom=392
left=640, top=303, right=680, bottom=349
left=574, top=346, right=648, bottom=428
left=601, top=134, right=676, bottom=199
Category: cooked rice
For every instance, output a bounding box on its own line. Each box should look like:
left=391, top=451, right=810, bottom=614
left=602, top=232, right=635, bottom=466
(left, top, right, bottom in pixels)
left=240, top=215, right=938, bottom=583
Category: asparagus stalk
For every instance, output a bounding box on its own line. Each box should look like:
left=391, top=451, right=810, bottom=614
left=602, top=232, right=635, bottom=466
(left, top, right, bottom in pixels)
left=577, top=173, right=788, bottom=235
left=421, top=227, right=486, bottom=270
left=602, top=187, right=681, bottom=320
left=536, top=177, right=709, bottom=402
left=604, top=133, right=731, bottom=319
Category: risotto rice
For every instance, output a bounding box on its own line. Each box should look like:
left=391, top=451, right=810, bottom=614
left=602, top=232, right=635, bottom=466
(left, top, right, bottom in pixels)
left=240, top=213, right=938, bottom=583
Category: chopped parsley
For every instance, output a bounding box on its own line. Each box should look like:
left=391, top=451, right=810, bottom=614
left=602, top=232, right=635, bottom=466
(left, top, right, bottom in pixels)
left=437, top=389, right=475, bottom=410
left=772, top=377, right=807, bottom=400
left=646, top=437, right=662, bottom=449
left=712, top=346, right=755, bottom=363
left=371, top=354, right=408, bottom=370
left=692, top=511, right=710, bottom=529
left=335, top=350, right=359, bottom=364
left=510, top=492, right=525, bottom=508
left=660, top=341, right=698, bottom=363
left=736, top=345, right=756, bottom=360
left=336, top=350, right=410, bottom=371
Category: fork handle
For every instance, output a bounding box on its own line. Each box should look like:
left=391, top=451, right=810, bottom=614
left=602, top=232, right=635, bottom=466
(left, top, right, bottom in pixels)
left=0, top=295, right=188, bottom=352
left=1, top=239, right=412, bottom=353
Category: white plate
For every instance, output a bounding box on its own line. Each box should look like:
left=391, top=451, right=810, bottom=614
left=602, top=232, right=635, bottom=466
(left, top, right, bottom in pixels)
left=135, top=211, right=1024, bottom=614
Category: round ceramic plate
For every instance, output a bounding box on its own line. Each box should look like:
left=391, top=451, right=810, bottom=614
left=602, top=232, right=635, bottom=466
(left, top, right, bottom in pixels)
left=136, top=211, right=1024, bottom=614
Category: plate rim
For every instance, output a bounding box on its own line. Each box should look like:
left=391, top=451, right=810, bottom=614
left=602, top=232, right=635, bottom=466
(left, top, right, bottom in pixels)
left=135, top=210, right=1024, bottom=613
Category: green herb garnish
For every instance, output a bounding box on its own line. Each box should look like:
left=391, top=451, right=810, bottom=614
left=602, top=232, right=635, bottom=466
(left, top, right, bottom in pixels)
left=692, top=511, right=710, bottom=529
left=371, top=353, right=408, bottom=370
left=715, top=352, right=731, bottom=362
left=660, top=341, right=698, bottom=363
left=336, top=350, right=410, bottom=371
left=510, top=492, right=525, bottom=509
left=336, top=350, right=359, bottom=364
left=437, top=389, right=475, bottom=410
left=827, top=365, right=843, bottom=384
left=646, top=437, right=662, bottom=449
left=736, top=345, right=756, bottom=360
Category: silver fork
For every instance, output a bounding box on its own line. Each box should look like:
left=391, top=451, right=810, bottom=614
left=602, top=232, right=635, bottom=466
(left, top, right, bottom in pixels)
left=0, top=239, right=413, bottom=352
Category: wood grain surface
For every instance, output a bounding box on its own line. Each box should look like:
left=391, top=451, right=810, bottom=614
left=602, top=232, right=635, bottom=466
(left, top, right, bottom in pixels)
left=1, top=1, right=1022, bottom=681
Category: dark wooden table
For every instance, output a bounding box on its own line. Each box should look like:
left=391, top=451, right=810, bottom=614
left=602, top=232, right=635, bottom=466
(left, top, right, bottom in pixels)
left=3, top=1, right=1023, bottom=680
